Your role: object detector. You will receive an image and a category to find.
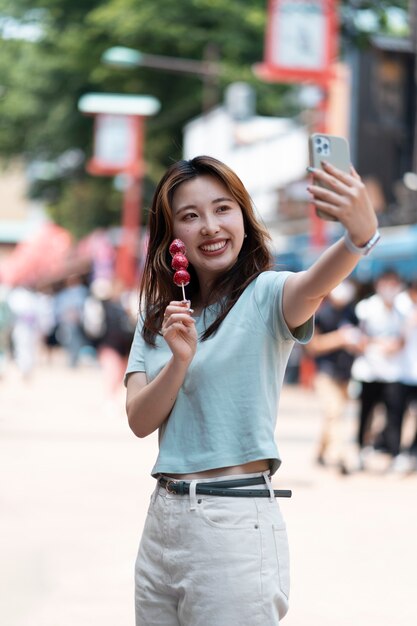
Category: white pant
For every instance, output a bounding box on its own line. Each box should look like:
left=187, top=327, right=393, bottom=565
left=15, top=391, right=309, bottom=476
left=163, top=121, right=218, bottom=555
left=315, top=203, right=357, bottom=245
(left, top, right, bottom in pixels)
left=135, top=473, right=290, bottom=625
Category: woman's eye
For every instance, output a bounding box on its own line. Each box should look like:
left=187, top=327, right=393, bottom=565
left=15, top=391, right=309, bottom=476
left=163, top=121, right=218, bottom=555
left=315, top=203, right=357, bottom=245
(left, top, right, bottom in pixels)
left=183, top=212, right=197, bottom=220
left=217, top=205, right=230, bottom=213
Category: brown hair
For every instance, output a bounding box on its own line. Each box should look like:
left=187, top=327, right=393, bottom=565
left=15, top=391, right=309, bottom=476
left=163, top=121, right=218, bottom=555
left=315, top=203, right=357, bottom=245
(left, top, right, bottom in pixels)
left=140, top=155, right=273, bottom=345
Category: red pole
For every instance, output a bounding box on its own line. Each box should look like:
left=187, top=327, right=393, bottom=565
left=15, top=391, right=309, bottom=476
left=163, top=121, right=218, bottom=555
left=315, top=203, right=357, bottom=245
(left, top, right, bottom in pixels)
left=116, top=116, right=144, bottom=288
left=309, top=85, right=330, bottom=248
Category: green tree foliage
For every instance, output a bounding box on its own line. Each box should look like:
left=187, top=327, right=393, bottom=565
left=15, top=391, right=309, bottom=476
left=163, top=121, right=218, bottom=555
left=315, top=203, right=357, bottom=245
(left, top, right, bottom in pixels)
left=0, top=0, right=410, bottom=236
left=47, top=177, right=123, bottom=240
left=0, top=0, right=291, bottom=235
left=340, top=0, right=409, bottom=49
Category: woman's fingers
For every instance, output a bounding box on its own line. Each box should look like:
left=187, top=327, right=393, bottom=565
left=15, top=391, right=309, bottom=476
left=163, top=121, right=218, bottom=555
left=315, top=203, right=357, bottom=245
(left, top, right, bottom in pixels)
left=164, top=301, right=192, bottom=314
left=163, top=313, right=195, bottom=330
left=163, top=322, right=195, bottom=339
left=310, top=199, right=339, bottom=220
left=162, top=301, right=196, bottom=342
left=163, top=301, right=192, bottom=321
left=307, top=183, right=349, bottom=221
left=308, top=183, right=347, bottom=206
left=308, top=162, right=367, bottom=212
left=309, top=162, right=354, bottom=191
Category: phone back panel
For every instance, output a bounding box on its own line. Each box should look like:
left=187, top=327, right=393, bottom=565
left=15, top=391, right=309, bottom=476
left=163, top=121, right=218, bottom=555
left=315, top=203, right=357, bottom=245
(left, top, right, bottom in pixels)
left=309, top=134, right=350, bottom=173
left=308, top=134, right=351, bottom=221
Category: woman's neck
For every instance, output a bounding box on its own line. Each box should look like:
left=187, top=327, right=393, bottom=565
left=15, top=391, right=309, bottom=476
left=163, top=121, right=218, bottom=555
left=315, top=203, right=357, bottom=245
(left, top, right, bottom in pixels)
left=193, top=288, right=219, bottom=311
left=191, top=276, right=228, bottom=313
left=198, top=282, right=213, bottom=305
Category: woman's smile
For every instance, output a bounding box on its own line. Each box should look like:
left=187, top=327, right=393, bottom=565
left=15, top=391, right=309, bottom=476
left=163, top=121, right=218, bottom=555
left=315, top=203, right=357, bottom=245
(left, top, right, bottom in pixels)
left=199, top=238, right=229, bottom=255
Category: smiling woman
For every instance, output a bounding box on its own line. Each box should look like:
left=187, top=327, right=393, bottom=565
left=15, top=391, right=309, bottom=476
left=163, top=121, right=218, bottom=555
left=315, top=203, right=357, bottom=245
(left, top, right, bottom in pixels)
left=140, top=155, right=273, bottom=344
left=124, top=154, right=379, bottom=626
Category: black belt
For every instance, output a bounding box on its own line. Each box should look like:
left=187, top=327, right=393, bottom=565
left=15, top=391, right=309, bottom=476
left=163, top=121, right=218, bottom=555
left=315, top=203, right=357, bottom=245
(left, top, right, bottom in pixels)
left=158, top=476, right=292, bottom=498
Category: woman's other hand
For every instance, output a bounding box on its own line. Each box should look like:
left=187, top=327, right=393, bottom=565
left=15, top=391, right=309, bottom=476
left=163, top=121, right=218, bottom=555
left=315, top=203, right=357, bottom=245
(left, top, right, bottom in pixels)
left=162, top=301, right=197, bottom=364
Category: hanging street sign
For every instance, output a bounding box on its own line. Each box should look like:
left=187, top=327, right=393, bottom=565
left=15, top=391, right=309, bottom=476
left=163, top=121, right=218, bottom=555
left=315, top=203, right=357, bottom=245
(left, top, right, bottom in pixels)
left=254, top=0, right=339, bottom=85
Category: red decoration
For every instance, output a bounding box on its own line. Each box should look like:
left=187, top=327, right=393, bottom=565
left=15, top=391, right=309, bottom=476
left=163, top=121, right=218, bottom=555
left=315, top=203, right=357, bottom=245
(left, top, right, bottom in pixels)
left=169, top=239, right=187, bottom=256
left=173, top=269, right=190, bottom=287
left=171, top=253, right=189, bottom=271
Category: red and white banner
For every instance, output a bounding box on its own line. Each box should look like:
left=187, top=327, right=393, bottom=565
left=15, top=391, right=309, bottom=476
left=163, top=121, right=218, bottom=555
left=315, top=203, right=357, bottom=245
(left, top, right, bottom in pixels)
left=87, top=114, right=144, bottom=177
left=255, top=0, right=339, bottom=85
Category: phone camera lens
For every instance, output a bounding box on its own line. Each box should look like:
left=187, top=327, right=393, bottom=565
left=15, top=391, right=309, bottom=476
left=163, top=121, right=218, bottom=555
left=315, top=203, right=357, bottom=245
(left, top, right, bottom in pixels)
left=315, top=137, right=322, bottom=145
left=317, top=146, right=322, bottom=154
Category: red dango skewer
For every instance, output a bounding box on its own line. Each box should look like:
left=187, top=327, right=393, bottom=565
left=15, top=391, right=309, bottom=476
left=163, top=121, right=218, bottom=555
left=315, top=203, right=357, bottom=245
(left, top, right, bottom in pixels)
left=169, top=239, right=190, bottom=301
left=171, top=253, right=188, bottom=271
left=169, top=239, right=186, bottom=256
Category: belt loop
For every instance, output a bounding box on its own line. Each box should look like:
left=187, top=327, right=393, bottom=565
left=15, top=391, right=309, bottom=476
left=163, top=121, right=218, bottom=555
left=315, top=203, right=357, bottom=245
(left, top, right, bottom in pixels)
left=189, top=480, right=198, bottom=511
left=263, top=471, right=275, bottom=502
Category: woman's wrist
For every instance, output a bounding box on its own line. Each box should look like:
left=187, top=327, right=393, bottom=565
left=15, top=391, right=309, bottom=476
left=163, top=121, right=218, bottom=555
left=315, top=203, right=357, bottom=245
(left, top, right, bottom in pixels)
left=343, top=229, right=380, bottom=256
left=171, top=352, right=195, bottom=371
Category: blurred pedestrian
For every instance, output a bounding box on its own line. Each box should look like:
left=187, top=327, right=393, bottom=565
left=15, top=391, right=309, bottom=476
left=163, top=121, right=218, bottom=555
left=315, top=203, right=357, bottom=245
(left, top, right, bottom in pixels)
left=396, top=279, right=417, bottom=470
left=125, top=155, right=379, bottom=625
left=351, top=270, right=406, bottom=470
left=37, top=286, right=58, bottom=363
left=55, top=275, right=88, bottom=367
left=306, top=279, right=361, bottom=474
left=84, top=278, right=135, bottom=408
left=8, top=285, right=40, bottom=379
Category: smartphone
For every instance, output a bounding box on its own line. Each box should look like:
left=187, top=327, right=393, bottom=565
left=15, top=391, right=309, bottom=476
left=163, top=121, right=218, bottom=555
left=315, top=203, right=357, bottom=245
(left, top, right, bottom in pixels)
left=308, top=133, right=351, bottom=221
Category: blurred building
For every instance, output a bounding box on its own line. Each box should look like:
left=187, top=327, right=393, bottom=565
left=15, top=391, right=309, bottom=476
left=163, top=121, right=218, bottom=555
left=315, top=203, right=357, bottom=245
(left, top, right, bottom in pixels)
left=351, top=34, right=416, bottom=226
left=183, top=103, right=309, bottom=227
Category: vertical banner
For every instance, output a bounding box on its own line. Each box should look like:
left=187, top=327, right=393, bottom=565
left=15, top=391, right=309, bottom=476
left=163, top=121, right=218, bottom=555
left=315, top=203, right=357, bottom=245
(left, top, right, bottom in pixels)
left=86, top=114, right=144, bottom=287
left=78, top=93, right=160, bottom=288
left=255, top=0, right=338, bottom=85
left=87, top=114, right=137, bottom=176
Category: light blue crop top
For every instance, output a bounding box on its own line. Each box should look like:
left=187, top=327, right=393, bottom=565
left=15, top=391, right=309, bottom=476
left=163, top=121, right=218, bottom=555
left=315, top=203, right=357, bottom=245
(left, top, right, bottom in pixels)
left=125, top=271, right=313, bottom=476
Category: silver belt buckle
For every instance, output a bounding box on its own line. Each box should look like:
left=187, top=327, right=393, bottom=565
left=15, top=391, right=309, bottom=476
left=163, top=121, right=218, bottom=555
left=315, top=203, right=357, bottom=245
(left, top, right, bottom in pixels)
left=165, top=479, right=177, bottom=494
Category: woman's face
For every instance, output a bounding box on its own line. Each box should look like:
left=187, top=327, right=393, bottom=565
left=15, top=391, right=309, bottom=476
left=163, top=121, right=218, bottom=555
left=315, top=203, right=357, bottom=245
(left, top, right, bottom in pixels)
left=171, top=175, right=245, bottom=289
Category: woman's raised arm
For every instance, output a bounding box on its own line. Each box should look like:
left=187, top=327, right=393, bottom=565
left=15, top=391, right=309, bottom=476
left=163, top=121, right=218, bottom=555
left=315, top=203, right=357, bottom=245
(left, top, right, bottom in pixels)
left=282, top=162, right=378, bottom=330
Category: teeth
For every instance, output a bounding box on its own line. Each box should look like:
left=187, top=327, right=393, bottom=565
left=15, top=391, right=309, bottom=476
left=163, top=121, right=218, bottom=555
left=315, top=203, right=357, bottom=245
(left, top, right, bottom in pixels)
left=201, top=241, right=227, bottom=252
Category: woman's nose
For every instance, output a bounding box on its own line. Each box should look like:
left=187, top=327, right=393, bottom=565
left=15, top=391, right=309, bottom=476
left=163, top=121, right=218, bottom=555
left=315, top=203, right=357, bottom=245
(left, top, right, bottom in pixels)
left=200, top=216, right=220, bottom=236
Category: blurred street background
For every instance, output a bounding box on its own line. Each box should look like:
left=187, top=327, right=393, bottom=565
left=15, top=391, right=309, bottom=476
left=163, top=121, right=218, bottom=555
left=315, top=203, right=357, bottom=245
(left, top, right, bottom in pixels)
left=1, top=352, right=416, bottom=626
left=2, top=1, right=417, bottom=625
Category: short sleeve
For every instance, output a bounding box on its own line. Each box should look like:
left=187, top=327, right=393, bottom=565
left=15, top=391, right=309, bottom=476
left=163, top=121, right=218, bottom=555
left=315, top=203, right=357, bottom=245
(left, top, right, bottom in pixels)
left=124, top=318, right=146, bottom=385
left=254, top=271, right=314, bottom=344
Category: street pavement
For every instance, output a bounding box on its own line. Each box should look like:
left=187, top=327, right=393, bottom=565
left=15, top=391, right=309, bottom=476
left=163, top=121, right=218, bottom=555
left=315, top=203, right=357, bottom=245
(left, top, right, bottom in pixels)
left=1, top=351, right=416, bottom=626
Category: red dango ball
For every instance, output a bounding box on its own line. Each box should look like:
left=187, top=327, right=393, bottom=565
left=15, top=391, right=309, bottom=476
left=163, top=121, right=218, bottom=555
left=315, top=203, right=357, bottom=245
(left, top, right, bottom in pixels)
left=169, top=239, right=186, bottom=256
left=173, top=269, right=190, bottom=287
left=171, top=253, right=189, bottom=271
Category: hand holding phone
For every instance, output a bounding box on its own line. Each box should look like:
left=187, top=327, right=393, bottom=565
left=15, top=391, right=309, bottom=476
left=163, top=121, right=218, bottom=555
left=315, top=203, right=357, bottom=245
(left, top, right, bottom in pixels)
left=308, top=134, right=351, bottom=221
